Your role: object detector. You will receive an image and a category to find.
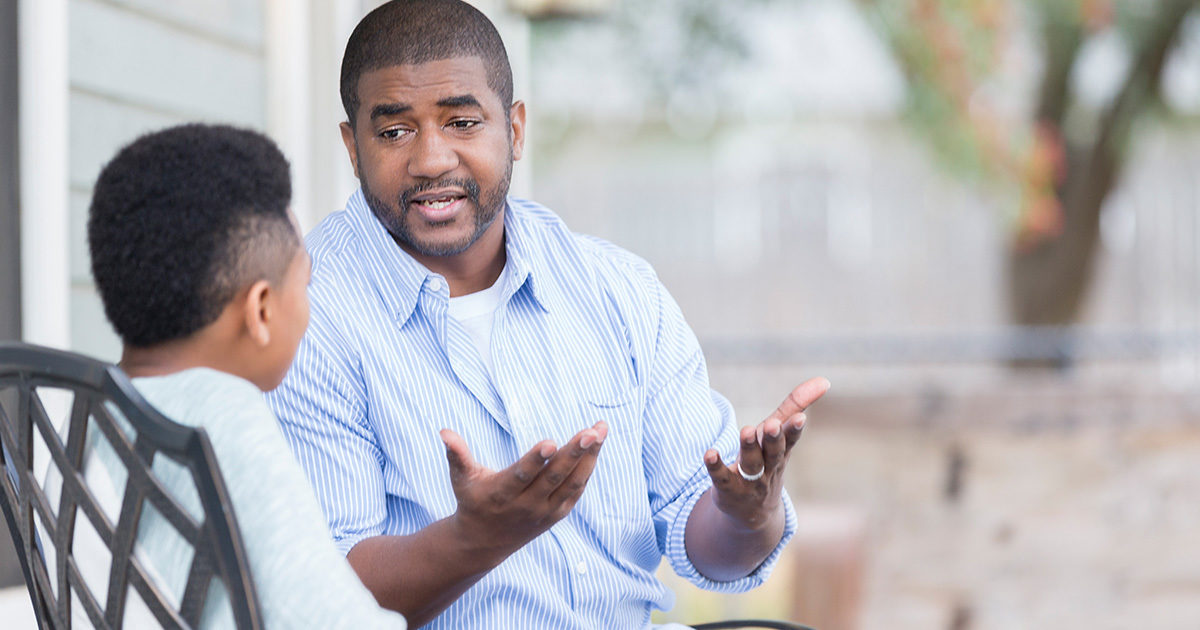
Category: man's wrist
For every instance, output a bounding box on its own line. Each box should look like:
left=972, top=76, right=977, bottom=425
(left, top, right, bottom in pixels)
left=445, top=511, right=521, bottom=572
left=720, top=499, right=786, bottom=535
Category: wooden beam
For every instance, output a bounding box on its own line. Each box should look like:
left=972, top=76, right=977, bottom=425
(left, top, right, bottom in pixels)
left=1, top=0, right=21, bottom=343
left=506, top=0, right=615, bottom=19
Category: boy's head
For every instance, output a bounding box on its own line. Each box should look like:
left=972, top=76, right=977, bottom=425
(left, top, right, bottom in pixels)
left=88, top=123, right=309, bottom=390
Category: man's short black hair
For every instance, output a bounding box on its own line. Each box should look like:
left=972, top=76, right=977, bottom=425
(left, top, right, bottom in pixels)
left=88, top=123, right=296, bottom=348
left=340, top=0, right=513, bottom=126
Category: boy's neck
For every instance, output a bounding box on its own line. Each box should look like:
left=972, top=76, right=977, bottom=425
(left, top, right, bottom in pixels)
left=118, top=316, right=254, bottom=385
left=119, top=339, right=214, bottom=380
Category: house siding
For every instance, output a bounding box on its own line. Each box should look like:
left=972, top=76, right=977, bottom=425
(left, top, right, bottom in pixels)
left=67, top=0, right=267, bottom=361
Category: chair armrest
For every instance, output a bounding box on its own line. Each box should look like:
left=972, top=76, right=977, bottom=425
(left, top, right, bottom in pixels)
left=692, top=620, right=816, bottom=630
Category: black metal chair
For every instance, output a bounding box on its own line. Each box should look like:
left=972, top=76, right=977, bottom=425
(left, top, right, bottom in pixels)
left=0, top=343, right=262, bottom=629
left=692, top=621, right=814, bottom=629
left=0, top=343, right=813, bottom=630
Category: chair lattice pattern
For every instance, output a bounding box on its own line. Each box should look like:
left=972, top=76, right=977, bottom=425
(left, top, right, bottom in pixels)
left=0, top=344, right=262, bottom=629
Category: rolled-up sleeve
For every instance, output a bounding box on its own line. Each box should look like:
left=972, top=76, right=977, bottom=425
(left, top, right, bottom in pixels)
left=638, top=273, right=798, bottom=592
left=265, top=318, right=386, bottom=556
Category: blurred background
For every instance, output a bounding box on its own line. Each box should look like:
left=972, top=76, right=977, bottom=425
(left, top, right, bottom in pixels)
left=4, top=0, right=1200, bottom=628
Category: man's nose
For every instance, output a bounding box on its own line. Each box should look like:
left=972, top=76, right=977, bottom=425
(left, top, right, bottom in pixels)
left=408, top=129, right=459, bottom=179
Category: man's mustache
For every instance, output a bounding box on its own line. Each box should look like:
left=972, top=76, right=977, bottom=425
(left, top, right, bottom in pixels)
left=400, top=179, right=481, bottom=207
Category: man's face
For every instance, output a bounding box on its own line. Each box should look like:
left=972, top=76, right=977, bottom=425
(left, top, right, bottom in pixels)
left=341, top=57, right=525, bottom=260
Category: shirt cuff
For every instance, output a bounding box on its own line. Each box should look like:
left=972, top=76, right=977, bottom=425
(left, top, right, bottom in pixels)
left=665, top=486, right=799, bottom=593
left=332, top=529, right=377, bottom=557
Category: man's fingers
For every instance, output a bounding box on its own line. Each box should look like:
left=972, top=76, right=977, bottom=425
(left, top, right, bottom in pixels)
left=499, top=439, right=557, bottom=495
left=535, top=421, right=607, bottom=495
left=761, top=417, right=787, bottom=470
left=547, top=432, right=605, bottom=506
left=440, top=429, right=477, bottom=486
left=737, top=425, right=765, bottom=479
left=579, top=420, right=608, bottom=449
left=783, top=413, right=806, bottom=451
left=704, top=449, right=735, bottom=489
left=767, top=377, right=830, bottom=424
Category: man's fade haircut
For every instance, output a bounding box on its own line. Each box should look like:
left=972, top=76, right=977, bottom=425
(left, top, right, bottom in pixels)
left=340, top=0, right=514, bottom=127
left=88, top=123, right=297, bottom=348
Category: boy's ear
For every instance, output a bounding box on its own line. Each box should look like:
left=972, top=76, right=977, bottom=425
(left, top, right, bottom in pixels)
left=243, top=280, right=273, bottom=347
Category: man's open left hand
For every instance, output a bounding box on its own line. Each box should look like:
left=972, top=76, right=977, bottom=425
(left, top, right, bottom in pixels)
left=703, top=377, right=830, bottom=530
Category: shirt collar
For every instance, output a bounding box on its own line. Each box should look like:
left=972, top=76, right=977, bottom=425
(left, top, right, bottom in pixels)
left=346, top=190, right=555, bottom=326
left=500, top=201, right=556, bottom=315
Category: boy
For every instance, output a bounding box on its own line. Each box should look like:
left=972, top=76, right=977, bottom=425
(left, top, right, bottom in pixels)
left=86, top=123, right=406, bottom=628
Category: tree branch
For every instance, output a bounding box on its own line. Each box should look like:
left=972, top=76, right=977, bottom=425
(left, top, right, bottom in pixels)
left=1093, top=0, right=1197, bottom=162
left=1034, top=8, right=1084, bottom=126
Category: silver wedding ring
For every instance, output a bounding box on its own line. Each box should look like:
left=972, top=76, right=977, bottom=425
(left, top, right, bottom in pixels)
left=737, top=461, right=764, bottom=482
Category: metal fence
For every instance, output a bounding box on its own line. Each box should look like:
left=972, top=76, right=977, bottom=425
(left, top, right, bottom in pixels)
left=534, top=120, right=1200, bottom=386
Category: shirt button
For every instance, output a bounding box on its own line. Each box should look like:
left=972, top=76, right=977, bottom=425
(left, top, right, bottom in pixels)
left=427, top=277, right=445, bottom=293
left=575, top=561, right=588, bottom=576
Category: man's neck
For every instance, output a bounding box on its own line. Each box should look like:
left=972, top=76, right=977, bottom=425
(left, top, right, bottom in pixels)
left=404, top=217, right=508, bottom=297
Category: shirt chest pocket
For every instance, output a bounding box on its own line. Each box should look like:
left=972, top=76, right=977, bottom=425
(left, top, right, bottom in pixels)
left=576, top=387, right=650, bottom=523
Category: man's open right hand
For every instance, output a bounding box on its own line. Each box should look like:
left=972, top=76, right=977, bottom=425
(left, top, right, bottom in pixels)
left=440, top=421, right=608, bottom=559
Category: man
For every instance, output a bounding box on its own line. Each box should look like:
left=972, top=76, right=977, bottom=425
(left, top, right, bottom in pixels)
left=266, top=1, right=829, bottom=628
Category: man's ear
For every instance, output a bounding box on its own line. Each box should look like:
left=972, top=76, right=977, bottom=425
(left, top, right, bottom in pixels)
left=243, top=280, right=273, bottom=348
left=509, top=101, right=526, bottom=162
left=340, top=121, right=361, bottom=179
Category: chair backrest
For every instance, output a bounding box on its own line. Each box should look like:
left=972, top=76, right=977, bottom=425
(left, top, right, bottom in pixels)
left=0, top=343, right=262, bottom=629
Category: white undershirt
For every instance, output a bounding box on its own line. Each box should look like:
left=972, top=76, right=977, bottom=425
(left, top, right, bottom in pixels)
left=446, top=261, right=510, bottom=375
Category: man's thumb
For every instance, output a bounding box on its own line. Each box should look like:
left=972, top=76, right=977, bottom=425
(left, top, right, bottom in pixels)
left=440, top=428, right=475, bottom=483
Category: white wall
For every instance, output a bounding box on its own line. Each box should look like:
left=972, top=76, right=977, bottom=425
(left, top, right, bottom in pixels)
left=25, top=0, right=531, bottom=362
left=65, top=0, right=269, bottom=361
left=18, top=0, right=69, bottom=351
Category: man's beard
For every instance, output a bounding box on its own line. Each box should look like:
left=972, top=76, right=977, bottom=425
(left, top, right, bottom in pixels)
left=361, top=158, right=511, bottom=258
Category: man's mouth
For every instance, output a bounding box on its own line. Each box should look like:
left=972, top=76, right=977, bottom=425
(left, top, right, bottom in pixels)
left=409, top=192, right=467, bottom=221
left=416, top=197, right=459, bottom=210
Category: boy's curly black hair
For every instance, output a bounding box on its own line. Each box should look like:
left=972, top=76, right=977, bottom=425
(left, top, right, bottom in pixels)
left=88, top=123, right=295, bottom=348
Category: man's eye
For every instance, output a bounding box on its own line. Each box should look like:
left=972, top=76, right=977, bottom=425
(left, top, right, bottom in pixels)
left=449, top=120, right=479, bottom=130
left=380, top=128, right=407, bottom=140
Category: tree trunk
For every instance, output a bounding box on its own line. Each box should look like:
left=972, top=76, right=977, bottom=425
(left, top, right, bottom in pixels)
left=1007, top=0, right=1196, bottom=352
left=1007, top=146, right=1114, bottom=329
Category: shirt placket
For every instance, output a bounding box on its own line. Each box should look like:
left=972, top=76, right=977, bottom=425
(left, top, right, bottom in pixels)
left=421, top=278, right=510, bottom=434
left=491, top=292, right=594, bottom=615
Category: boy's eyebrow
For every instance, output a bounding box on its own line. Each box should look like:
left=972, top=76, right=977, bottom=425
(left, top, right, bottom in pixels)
left=437, top=94, right=481, bottom=109
left=370, top=102, right=412, bottom=121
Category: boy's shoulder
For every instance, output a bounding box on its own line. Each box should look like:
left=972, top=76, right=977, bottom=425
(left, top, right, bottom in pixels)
left=132, top=367, right=269, bottom=432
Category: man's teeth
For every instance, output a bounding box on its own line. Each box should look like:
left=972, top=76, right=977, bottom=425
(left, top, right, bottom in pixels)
left=418, top=198, right=456, bottom=210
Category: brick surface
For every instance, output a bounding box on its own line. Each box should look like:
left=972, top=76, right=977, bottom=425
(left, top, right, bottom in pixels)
left=786, top=382, right=1200, bottom=630
left=655, top=374, right=1200, bottom=629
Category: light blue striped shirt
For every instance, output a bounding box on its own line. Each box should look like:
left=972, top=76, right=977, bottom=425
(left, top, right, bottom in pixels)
left=266, top=190, right=798, bottom=629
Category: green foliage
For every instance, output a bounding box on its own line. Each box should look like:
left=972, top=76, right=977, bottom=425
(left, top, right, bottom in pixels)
left=856, top=0, right=1022, bottom=185
left=530, top=0, right=781, bottom=105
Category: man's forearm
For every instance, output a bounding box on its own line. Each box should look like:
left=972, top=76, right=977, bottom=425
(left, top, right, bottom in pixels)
left=346, top=516, right=516, bottom=627
left=683, top=488, right=786, bottom=582
left=348, top=424, right=607, bottom=626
